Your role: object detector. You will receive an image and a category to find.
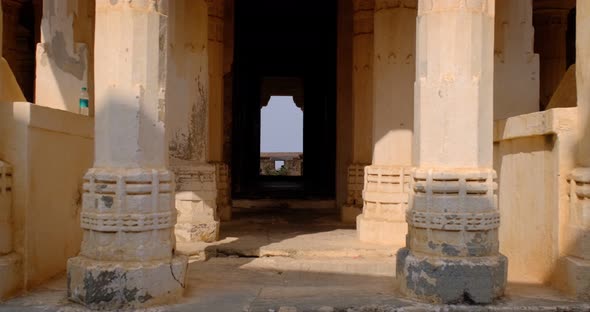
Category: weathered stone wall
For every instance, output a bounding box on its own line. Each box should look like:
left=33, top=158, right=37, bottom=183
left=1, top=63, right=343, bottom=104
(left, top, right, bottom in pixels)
left=0, top=102, right=93, bottom=293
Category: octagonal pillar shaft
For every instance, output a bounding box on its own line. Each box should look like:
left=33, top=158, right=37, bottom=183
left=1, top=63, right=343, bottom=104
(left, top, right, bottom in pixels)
left=67, top=1, right=188, bottom=309
left=396, top=0, right=507, bottom=304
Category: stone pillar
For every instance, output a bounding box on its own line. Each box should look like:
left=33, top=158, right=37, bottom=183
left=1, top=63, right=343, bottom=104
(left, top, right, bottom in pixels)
left=208, top=0, right=232, bottom=222
left=562, top=0, right=590, bottom=300
left=167, top=0, right=220, bottom=243
left=533, top=4, right=572, bottom=110
left=0, top=161, right=21, bottom=299
left=396, top=0, right=507, bottom=304
left=494, top=0, right=539, bottom=119
left=35, top=0, right=90, bottom=113
left=341, top=0, right=374, bottom=223
left=356, top=0, right=416, bottom=245
left=67, top=1, right=188, bottom=309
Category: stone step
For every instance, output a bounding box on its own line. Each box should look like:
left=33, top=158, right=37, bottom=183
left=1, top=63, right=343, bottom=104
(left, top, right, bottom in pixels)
left=234, top=256, right=397, bottom=277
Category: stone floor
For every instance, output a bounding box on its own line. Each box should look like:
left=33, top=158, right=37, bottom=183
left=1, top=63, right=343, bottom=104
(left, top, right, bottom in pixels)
left=1, top=209, right=589, bottom=312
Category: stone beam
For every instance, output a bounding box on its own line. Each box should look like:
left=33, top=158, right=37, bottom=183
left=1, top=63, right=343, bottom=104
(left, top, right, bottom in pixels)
left=66, top=1, right=188, bottom=309
left=396, top=0, right=507, bottom=304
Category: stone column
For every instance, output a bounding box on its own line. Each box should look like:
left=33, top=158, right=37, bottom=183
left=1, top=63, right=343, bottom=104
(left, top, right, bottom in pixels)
left=562, top=0, right=590, bottom=300
left=356, top=0, right=416, bottom=245
left=67, top=1, right=188, bottom=309
left=494, top=0, right=539, bottom=119
left=396, top=0, right=507, bottom=304
left=341, top=0, right=374, bottom=223
left=35, top=0, right=90, bottom=113
left=207, top=0, right=232, bottom=222
left=167, top=0, right=220, bottom=243
left=533, top=4, right=572, bottom=110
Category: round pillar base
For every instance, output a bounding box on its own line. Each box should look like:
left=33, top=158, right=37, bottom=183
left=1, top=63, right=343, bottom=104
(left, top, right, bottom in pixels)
left=67, top=255, right=188, bottom=310
left=396, top=248, right=507, bottom=304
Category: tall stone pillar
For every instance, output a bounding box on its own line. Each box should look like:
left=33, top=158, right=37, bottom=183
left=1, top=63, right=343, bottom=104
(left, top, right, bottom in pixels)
left=494, top=0, right=539, bottom=119
left=562, top=0, right=590, bottom=300
left=396, top=0, right=507, bottom=304
left=533, top=4, right=573, bottom=110
left=341, top=0, right=374, bottom=223
left=207, top=0, right=232, bottom=222
left=167, top=0, right=220, bottom=243
left=67, top=1, right=188, bottom=309
left=356, top=0, right=416, bottom=245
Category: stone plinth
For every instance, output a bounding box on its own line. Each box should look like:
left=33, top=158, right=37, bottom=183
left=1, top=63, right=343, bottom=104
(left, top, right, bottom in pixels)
left=357, top=166, right=410, bottom=245
left=173, top=164, right=220, bottom=243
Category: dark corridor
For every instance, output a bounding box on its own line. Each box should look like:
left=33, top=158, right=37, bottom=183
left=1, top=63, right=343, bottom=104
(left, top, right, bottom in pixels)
left=231, top=0, right=338, bottom=199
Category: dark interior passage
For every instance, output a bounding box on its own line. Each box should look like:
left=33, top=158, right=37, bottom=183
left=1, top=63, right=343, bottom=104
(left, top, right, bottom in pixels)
left=231, top=0, right=337, bottom=199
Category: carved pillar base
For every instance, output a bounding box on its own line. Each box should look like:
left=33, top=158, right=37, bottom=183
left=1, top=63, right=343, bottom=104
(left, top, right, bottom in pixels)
left=560, top=168, right=590, bottom=299
left=357, top=166, right=410, bottom=245
left=215, top=162, right=232, bottom=222
left=342, top=164, right=366, bottom=223
left=173, top=164, right=220, bottom=243
left=397, top=168, right=507, bottom=304
left=67, top=168, right=187, bottom=309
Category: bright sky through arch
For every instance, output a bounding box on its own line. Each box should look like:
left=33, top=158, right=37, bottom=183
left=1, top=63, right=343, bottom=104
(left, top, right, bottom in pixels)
left=260, top=96, right=303, bottom=153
